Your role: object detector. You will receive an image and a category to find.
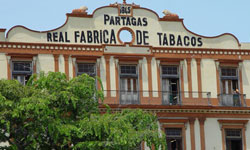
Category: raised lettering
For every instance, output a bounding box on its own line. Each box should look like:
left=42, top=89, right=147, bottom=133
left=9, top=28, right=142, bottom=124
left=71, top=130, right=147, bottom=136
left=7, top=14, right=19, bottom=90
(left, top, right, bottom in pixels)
left=80, top=31, right=86, bottom=43
left=93, top=30, right=99, bottom=43
left=177, top=35, right=183, bottom=46
left=184, top=36, right=190, bottom=46
left=59, top=32, right=64, bottom=42
left=104, top=14, right=110, bottom=25
left=47, top=33, right=52, bottom=42
left=87, top=31, right=93, bottom=43
left=197, top=37, right=203, bottom=47
left=53, top=32, right=58, bottom=42
left=103, top=30, right=109, bottom=43
left=191, top=37, right=196, bottom=46
left=169, top=34, right=175, bottom=46
left=163, top=33, right=168, bottom=46
left=143, top=31, right=149, bottom=45
left=136, top=30, right=142, bottom=45
left=157, top=32, right=162, bottom=45
left=110, top=29, right=117, bottom=44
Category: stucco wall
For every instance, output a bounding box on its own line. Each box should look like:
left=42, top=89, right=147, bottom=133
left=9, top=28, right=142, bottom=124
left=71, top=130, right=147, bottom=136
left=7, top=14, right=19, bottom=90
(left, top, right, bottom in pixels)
left=0, top=53, right=7, bottom=79
left=186, top=121, right=191, bottom=150
left=205, top=118, right=222, bottom=150
left=141, top=57, right=149, bottom=97
left=37, top=54, right=54, bottom=74
left=151, top=57, right=158, bottom=97
left=205, top=118, right=250, bottom=150
left=0, top=32, right=5, bottom=42
left=100, top=56, right=107, bottom=96
left=68, top=57, right=73, bottom=79
left=58, top=54, right=65, bottom=73
left=194, top=119, right=201, bottom=150
left=246, top=120, right=250, bottom=149
left=242, top=61, right=250, bottom=99
left=109, top=56, right=116, bottom=97
left=191, top=59, right=198, bottom=98
left=201, top=59, right=217, bottom=98
left=183, top=60, right=189, bottom=98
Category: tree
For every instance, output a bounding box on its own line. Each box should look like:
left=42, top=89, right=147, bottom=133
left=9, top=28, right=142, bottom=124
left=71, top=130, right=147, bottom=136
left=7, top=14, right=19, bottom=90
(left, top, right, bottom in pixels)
left=0, top=72, right=166, bottom=150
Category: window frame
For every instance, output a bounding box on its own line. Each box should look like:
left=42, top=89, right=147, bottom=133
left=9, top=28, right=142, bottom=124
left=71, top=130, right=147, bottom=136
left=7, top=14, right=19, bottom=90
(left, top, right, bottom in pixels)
left=165, top=128, right=183, bottom=150
left=220, top=67, right=239, bottom=91
left=160, top=65, right=181, bottom=105
left=120, top=65, right=138, bottom=78
left=219, top=67, right=242, bottom=106
left=12, top=61, right=33, bottom=75
left=161, top=65, right=179, bottom=79
left=76, top=62, right=97, bottom=77
left=218, top=120, right=248, bottom=150
left=220, top=67, right=238, bottom=80
left=119, top=64, right=140, bottom=104
left=161, top=123, right=187, bottom=150
left=223, top=127, right=244, bottom=150
left=11, top=61, right=33, bottom=85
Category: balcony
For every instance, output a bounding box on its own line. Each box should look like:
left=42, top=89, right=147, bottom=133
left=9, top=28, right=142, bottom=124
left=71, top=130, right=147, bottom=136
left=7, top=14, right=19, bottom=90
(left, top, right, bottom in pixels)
left=218, top=94, right=246, bottom=107
left=103, top=90, right=211, bottom=106
left=120, top=90, right=140, bottom=105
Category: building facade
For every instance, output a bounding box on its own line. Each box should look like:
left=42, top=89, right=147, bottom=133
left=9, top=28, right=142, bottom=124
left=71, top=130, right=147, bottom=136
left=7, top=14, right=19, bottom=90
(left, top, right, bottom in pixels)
left=1, top=1, right=250, bottom=150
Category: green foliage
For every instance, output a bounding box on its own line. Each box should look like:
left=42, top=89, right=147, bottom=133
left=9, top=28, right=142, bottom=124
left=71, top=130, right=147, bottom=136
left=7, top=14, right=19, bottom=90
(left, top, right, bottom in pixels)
left=0, top=72, right=166, bottom=150
left=73, top=109, right=166, bottom=150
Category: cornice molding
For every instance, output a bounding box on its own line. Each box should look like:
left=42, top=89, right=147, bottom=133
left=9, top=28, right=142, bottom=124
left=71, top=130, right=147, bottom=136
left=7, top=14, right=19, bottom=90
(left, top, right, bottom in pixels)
left=99, top=107, right=250, bottom=115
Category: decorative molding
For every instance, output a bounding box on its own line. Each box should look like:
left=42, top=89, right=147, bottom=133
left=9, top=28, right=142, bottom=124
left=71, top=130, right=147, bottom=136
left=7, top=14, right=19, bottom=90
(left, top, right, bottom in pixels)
left=215, top=61, right=220, bottom=70
left=6, top=55, right=11, bottom=64
left=1, top=42, right=250, bottom=57
left=189, top=117, right=196, bottom=150
left=99, top=107, right=250, bottom=115
left=198, top=117, right=206, bottom=150
left=138, top=59, right=143, bottom=68
left=239, top=62, right=243, bottom=70
left=180, top=60, right=184, bottom=69
left=218, top=121, right=248, bottom=150
left=72, top=57, right=76, bottom=65
left=96, top=58, right=100, bottom=67
left=0, top=42, right=104, bottom=52
left=152, top=48, right=250, bottom=56
left=114, top=58, right=119, bottom=67
left=218, top=119, right=249, bottom=131
left=156, top=60, right=160, bottom=68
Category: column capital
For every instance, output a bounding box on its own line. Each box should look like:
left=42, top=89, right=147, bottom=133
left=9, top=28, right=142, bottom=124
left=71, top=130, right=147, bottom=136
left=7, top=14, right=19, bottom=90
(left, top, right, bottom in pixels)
left=196, top=58, right=201, bottom=65
left=146, top=56, right=153, bottom=62
left=198, top=117, right=206, bottom=125
left=63, top=54, right=69, bottom=61
left=53, top=54, right=59, bottom=61
left=104, top=55, right=111, bottom=61
left=186, top=58, right=192, bottom=64
left=189, top=117, right=196, bottom=124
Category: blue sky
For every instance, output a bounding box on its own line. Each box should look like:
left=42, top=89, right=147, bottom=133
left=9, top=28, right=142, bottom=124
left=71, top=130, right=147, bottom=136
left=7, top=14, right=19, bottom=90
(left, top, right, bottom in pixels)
left=0, top=0, right=250, bottom=42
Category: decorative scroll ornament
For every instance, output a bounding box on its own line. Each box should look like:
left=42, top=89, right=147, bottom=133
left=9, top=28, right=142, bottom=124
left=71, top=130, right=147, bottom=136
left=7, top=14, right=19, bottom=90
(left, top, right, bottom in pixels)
left=162, top=9, right=179, bottom=20
left=72, top=6, right=88, bottom=15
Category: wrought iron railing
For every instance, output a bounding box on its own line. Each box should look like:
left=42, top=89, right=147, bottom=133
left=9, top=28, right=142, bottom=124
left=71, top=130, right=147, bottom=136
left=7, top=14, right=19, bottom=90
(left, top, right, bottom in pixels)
left=218, top=94, right=246, bottom=107
left=103, top=90, right=211, bottom=106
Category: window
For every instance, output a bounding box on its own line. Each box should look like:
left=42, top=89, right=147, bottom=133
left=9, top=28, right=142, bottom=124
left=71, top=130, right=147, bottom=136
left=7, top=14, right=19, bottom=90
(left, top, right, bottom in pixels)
left=221, top=68, right=238, bottom=94
left=225, top=129, right=242, bottom=150
left=218, top=120, right=248, bottom=150
left=12, top=61, right=33, bottom=85
left=120, top=65, right=139, bottom=104
left=77, top=63, right=96, bottom=77
left=220, top=67, right=241, bottom=106
left=161, top=66, right=180, bottom=105
left=166, top=128, right=183, bottom=150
